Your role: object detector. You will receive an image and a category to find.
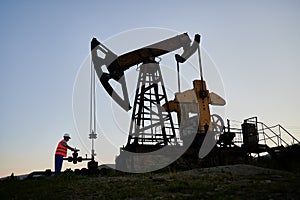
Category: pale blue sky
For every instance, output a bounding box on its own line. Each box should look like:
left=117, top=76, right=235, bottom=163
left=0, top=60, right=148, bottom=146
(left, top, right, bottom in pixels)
left=0, top=0, right=299, bottom=177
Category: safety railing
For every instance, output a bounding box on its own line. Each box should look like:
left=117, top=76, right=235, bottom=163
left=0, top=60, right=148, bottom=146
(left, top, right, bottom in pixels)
left=257, top=122, right=300, bottom=148
left=224, top=118, right=299, bottom=149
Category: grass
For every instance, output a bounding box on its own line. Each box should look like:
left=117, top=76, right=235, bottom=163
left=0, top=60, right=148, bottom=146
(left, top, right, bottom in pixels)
left=1, top=168, right=299, bottom=200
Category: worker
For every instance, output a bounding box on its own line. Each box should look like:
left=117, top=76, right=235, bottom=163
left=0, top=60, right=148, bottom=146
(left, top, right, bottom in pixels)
left=54, top=133, right=78, bottom=176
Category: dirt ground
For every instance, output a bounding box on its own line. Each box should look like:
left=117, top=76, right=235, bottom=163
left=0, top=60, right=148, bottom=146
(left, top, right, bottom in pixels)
left=1, top=164, right=299, bottom=200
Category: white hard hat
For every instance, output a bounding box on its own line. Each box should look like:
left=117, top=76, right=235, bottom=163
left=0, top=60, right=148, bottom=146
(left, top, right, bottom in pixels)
left=63, top=133, right=71, bottom=138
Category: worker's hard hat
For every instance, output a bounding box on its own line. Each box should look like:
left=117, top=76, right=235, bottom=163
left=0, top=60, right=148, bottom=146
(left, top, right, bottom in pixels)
left=63, top=133, right=71, bottom=138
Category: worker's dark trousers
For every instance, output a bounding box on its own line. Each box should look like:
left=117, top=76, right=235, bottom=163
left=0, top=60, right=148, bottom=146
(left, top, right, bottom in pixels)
left=55, top=154, right=64, bottom=176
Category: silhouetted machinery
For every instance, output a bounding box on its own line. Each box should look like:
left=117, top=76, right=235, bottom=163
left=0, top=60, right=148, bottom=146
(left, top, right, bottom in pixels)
left=91, top=32, right=229, bottom=171
left=63, top=150, right=98, bottom=172
left=91, top=32, right=299, bottom=171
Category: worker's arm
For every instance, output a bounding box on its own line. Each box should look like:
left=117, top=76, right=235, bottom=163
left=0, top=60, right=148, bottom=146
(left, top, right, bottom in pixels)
left=62, top=142, right=78, bottom=152
left=67, top=145, right=77, bottom=152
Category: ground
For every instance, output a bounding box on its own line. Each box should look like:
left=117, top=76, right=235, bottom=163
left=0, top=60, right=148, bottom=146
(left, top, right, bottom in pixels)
left=0, top=164, right=299, bottom=200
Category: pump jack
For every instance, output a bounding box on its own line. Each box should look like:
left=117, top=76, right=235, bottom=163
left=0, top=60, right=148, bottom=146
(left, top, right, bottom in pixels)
left=91, top=32, right=227, bottom=171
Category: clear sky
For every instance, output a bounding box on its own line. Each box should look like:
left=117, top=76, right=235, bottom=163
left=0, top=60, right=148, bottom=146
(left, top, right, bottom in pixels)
left=0, top=0, right=299, bottom=177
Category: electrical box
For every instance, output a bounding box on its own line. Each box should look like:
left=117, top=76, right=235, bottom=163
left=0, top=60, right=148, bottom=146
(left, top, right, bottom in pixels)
left=242, top=122, right=258, bottom=147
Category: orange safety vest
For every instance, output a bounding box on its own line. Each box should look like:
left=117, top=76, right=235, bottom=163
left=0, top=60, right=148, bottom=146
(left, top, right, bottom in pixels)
left=55, top=139, right=68, bottom=157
